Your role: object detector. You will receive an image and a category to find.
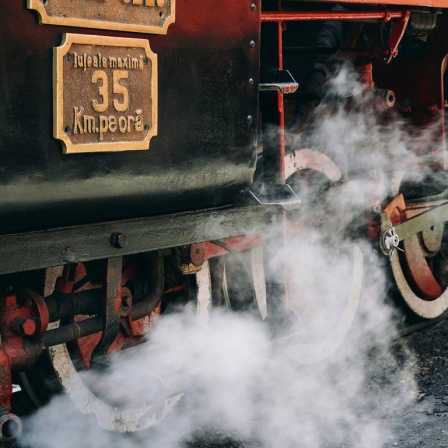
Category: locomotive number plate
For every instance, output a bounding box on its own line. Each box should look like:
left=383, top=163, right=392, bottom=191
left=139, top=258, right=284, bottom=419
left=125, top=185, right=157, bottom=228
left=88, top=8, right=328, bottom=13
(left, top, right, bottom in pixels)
left=28, top=0, right=175, bottom=35
left=54, top=34, right=157, bottom=154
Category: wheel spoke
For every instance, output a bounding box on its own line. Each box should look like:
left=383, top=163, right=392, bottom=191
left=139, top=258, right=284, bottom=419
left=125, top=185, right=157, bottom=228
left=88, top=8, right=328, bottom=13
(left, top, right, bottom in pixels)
left=196, top=260, right=212, bottom=325
left=385, top=178, right=448, bottom=319
left=251, top=247, right=268, bottom=320
left=283, top=244, right=363, bottom=364
left=391, top=248, right=448, bottom=319
left=279, top=149, right=362, bottom=362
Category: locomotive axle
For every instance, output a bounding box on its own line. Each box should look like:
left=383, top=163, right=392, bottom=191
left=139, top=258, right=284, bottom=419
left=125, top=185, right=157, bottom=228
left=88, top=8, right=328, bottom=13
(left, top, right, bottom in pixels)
left=0, top=271, right=163, bottom=428
left=382, top=189, right=448, bottom=318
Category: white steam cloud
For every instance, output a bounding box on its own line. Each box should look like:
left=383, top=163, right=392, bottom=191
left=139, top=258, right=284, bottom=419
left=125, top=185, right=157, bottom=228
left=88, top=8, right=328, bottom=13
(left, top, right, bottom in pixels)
left=21, top=64, right=424, bottom=447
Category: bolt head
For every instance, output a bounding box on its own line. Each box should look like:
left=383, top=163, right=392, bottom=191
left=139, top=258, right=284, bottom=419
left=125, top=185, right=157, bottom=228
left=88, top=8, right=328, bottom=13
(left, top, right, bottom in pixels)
left=61, top=247, right=77, bottom=263
left=110, top=233, right=128, bottom=249
left=20, top=319, right=37, bottom=337
left=401, top=106, right=412, bottom=115
left=190, top=244, right=206, bottom=266
left=426, top=104, right=439, bottom=114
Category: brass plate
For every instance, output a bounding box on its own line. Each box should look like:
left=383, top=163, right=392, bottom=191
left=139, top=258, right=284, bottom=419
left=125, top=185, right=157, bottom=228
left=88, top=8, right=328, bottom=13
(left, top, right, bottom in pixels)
left=54, top=34, right=157, bottom=154
left=28, top=0, right=175, bottom=35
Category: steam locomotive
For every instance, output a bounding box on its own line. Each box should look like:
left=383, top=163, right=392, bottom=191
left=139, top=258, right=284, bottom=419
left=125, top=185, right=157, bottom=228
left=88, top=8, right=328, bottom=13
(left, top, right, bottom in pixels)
left=0, top=0, right=447, bottom=442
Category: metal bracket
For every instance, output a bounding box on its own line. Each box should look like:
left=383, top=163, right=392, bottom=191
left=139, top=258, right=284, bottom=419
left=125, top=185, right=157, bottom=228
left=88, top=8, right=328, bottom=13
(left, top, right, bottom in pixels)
left=386, top=202, right=448, bottom=241
left=259, top=70, right=299, bottom=94
left=383, top=11, right=411, bottom=63
left=246, top=182, right=301, bottom=211
left=0, top=204, right=280, bottom=276
left=380, top=198, right=448, bottom=259
left=91, top=257, right=123, bottom=360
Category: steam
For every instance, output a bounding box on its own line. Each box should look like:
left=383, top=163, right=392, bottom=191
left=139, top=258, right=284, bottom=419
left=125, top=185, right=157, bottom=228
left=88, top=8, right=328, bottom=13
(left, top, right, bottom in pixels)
left=20, top=64, right=424, bottom=447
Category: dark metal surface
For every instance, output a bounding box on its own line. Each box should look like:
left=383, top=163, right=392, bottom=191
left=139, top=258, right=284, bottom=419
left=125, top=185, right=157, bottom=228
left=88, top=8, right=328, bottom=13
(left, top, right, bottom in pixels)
left=45, top=289, right=103, bottom=322
left=373, top=15, right=448, bottom=168
left=0, top=1, right=260, bottom=233
left=0, top=203, right=280, bottom=275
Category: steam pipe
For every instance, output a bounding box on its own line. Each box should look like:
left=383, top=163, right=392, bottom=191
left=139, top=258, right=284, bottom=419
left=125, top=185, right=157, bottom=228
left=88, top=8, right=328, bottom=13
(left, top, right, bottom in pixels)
left=45, top=290, right=103, bottom=322
left=0, top=413, right=22, bottom=444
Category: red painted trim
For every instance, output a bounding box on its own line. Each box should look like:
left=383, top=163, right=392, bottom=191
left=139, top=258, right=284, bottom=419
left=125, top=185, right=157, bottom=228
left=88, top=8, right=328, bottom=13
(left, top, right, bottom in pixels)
left=277, top=8, right=285, bottom=182
left=261, top=10, right=410, bottom=22
left=316, top=0, right=448, bottom=6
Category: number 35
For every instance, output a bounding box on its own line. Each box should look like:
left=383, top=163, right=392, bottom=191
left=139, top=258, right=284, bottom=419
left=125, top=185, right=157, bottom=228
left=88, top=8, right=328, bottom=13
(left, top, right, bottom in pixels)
left=91, top=70, right=129, bottom=113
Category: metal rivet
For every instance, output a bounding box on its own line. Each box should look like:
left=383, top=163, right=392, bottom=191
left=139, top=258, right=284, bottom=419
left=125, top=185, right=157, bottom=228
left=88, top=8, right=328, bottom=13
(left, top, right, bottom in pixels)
left=249, top=78, right=254, bottom=85
left=426, top=103, right=439, bottom=114
left=110, top=232, right=128, bottom=249
left=18, top=318, right=37, bottom=337
left=247, top=115, right=253, bottom=124
left=250, top=3, right=256, bottom=10
left=249, top=40, right=255, bottom=48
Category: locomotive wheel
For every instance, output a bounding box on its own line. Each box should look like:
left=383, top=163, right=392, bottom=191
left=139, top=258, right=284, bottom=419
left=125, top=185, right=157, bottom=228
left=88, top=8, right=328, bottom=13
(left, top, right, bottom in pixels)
left=210, top=246, right=267, bottom=319
left=388, top=172, right=448, bottom=319
left=207, top=150, right=362, bottom=364
left=391, top=226, right=448, bottom=319
left=282, top=149, right=363, bottom=364
left=390, top=222, right=448, bottom=319
left=45, top=315, right=184, bottom=432
left=18, top=261, right=186, bottom=433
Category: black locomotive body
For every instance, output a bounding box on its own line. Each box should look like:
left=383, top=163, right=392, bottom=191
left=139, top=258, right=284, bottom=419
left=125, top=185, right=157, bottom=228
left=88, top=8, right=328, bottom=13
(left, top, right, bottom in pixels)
left=0, top=1, right=260, bottom=235
left=1, top=0, right=448, bottom=443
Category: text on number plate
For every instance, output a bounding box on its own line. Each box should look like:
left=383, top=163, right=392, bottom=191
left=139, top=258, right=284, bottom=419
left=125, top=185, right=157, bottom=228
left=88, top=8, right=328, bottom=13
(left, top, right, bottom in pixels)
left=28, top=0, right=175, bottom=34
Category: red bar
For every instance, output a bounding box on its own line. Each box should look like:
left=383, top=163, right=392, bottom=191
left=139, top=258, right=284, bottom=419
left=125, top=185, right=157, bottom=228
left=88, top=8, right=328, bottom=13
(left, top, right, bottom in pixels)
left=261, top=10, right=408, bottom=23
left=277, top=5, right=285, bottom=182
